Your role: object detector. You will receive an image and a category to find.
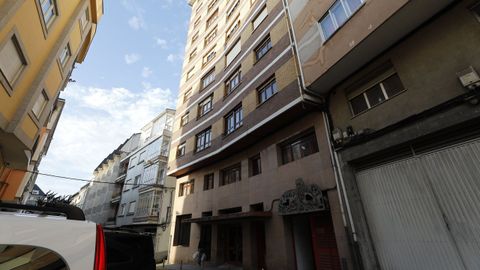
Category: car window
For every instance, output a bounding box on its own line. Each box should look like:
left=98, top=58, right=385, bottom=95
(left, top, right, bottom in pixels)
left=0, top=245, right=68, bottom=270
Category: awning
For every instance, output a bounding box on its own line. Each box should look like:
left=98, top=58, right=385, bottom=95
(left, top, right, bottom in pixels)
left=183, top=211, right=272, bottom=224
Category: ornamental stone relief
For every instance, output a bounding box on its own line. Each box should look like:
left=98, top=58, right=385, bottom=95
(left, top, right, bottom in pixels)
left=278, top=178, right=327, bottom=215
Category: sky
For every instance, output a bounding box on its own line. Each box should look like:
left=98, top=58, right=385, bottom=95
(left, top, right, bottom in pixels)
left=35, top=0, right=191, bottom=196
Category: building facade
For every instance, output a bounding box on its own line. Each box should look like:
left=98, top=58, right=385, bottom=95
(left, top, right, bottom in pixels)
left=115, top=109, right=176, bottom=262
left=168, top=0, right=352, bottom=269
left=288, top=0, right=480, bottom=269
left=81, top=134, right=139, bottom=225
left=0, top=0, right=103, bottom=201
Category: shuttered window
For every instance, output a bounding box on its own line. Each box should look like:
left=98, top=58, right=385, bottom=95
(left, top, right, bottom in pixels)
left=32, top=91, right=49, bottom=118
left=0, top=34, right=26, bottom=88
left=252, top=6, right=268, bottom=30
left=226, top=40, right=241, bottom=67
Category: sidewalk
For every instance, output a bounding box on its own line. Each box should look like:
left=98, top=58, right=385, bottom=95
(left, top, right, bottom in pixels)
left=156, top=263, right=243, bottom=270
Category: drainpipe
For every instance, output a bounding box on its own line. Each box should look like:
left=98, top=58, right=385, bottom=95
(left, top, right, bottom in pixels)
left=281, top=0, right=357, bottom=241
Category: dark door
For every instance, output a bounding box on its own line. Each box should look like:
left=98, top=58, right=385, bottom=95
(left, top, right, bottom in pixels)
left=199, top=224, right=212, bottom=260
left=219, top=224, right=243, bottom=264
left=310, top=212, right=341, bottom=270
left=252, top=221, right=266, bottom=270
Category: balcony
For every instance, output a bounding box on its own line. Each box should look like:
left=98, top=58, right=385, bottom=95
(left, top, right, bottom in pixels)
left=292, top=0, right=456, bottom=94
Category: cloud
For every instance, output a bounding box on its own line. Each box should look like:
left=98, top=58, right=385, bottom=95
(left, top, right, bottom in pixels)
left=166, top=52, right=183, bottom=63
left=155, top=38, right=168, bottom=49
left=124, top=53, right=140, bottom=64
left=141, top=67, right=153, bottom=78
left=128, top=16, right=146, bottom=30
left=35, top=83, right=177, bottom=196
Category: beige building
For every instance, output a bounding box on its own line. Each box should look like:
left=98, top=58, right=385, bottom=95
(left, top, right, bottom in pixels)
left=288, top=0, right=480, bottom=269
left=0, top=0, right=103, bottom=201
left=167, top=0, right=352, bottom=269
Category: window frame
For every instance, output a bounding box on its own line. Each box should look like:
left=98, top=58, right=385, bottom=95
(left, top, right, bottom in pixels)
left=179, top=180, right=194, bottom=197
left=198, top=95, right=213, bottom=118
left=201, top=68, right=215, bottom=90
left=318, top=0, right=365, bottom=43
left=0, top=30, right=28, bottom=95
left=280, top=130, right=319, bottom=165
left=257, top=77, right=277, bottom=104
left=348, top=73, right=406, bottom=116
left=225, top=68, right=241, bottom=96
left=127, top=201, right=136, bottom=215
left=36, top=0, right=59, bottom=36
left=183, top=88, right=192, bottom=103
left=173, top=214, right=192, bottom=246
left=177, top=142, right=186, bottom=158
left=58, top=43, right=72, bottom=70
left=204, top=27, right=218, bottom=47
left=254, top=35, right=272, bottom=62
left=249, top=154, right=262, bottom=176
left=224, top=105, right=243, bottom=135
left=204, top=173, right=214, bottom=190
left=252, top=5, right=268, bottom=30
left=206, top=8, right=219, bottom=28
left=181, top=112, right=189, bottom=126
left=220, top=163, right=241, bottom=186
left=79, top=7, right=90, bottom=32
left=203, top=48, right=216, bottom=66
left=195, top=127, right=212, bottom=153
left=31, top=90, right=49, bottom=119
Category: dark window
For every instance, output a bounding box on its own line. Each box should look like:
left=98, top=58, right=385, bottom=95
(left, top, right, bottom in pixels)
left=133, top=175, right=141, bottom=187
left=220, top=163, right=241, bottom=186
left=179, top=180, right=194, bottom=196
left=249, top=154, right=261, bottom=176
left=198, top=95, right=213, bottom=117
left=205, top=28, right=217, bottom=46
left=173, top=214, right=192, bottom=246
left=225, top=105, right=243, bottom=135
left=207, top=0, right=218, bottom=11
left=177, top=142, right=186, bottom=158
left=280, top=131, right=319, bottom=164
left=258, top=78, right=277, bottom=104
left=204, top=173, right=214, bottom=190
left=348, top=73, right=405, bottom=116
left=255, top=36, right=272, bottom=61
left=225, top=68, right=241, bottom=95
left=0, top=245, right=68, bottom=269
left=196, top=128, right=212, bottom=152
left=181, top=113, right=189, bottom=126
left=183, top=88, right=192, bottom=104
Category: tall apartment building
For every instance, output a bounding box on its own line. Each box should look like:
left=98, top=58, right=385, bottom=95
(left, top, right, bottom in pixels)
left=0, top=0, right=103, bottom=201
left=116, top=109, right=176, bottom=262
left=81, top=134, right=139, bottom=225
left=168, top=0, right=351, bottom=269
left=288, top=0, right=480, bottom=269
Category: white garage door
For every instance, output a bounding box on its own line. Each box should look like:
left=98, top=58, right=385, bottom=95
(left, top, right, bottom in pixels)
left=356, top=139, right=480, bottom=270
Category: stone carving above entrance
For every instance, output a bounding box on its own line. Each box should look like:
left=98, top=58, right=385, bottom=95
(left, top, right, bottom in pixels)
left=278, top=178, right=327, bottom=215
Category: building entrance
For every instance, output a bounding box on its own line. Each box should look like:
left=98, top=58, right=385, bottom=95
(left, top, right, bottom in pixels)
left=218, top=224, right=242, bottom=264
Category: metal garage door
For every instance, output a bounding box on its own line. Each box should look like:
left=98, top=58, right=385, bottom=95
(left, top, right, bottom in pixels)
left=356, top=139, right=480, bottom=270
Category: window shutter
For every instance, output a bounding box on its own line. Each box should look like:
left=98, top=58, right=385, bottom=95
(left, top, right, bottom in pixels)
left=226, top=40, right=241, bottom=66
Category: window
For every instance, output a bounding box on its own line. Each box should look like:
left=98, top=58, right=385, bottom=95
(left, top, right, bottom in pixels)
left=226, top=0, right=240, bottom=19
left=138, top=152, right=145, bottom=163
left=472, top=2, right=480, bottom=21
left=206, top=9, right=218, bottom=28
left=249, top=154, right=261, bottom=176
left=319, top=0, right=363, bottom=41
left=32, top=91, right=49, bottom=118
left=32, top=190, right=40, bottom=195
left=349, top=73, right=405, bottom=116
left=225, top=105, right=243, bottom=135
left=201, top=68, right=215, bottom=89
left=177, top=142, right=186, bottom=158
left=258, top=77, right=277, bottom=104
left=129, top=157, right=137, bottom=168
left=194, top=17, right=201, bottom=29
left=195, top=127, right=212, bottom=152
left=189, top=48, right=197, bottom=61
left=0, top=34, right=27, bottom=89
left=186, top=68, right=195, bottom=81
left=179, top=180, right=194, bottom=196
left=192, top=32, right=199, bottom=43
left=204, top=173, right=214, bottom=190
left=221, top=163, right=241, bottom=186
left=119, top=204, right=126, bottom=215
left=205, top=28, right=217, bottom=46
left=226, top=19, right=240, bottom=41
left=252, top=6, right=268, bottom=30
left=195, top=2, right=203, bottom=14
left=173, top=214, right=192, bottom=246
left=38, top=0, right=58, bottom=28
left=133, top=175, right=141, bottom=187
left=280, top=131, right=319, bottom=164
left=181, top=112, right=189, bottom=126
left=183, top=88, right=192, bottom=103
left=0, top=245, right=68, bottom=269
left=124, top=179, right=132, bottom=192
left=59, top=43, right=71, bottom=68
left=255, top=36, right=272, bottom=61
left=203, top=49, right=216, bottom=66
left=226, top=39, right=241, bottom=67
left=128, top=201, right=136, bottom=214
left=198, top=95, right=213, bottom=117
left=79, top=8, right=89, bottom=30
left=225, top=68, right=241, bottom=95
left=207, top=0, right=218, bottom=11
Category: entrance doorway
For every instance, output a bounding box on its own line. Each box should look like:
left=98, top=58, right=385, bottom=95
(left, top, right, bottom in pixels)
left=218, top=224, right=243, bottom=264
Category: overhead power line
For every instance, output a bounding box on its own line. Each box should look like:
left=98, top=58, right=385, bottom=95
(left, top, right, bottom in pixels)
left=16, top=169, right=172, bottom=188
